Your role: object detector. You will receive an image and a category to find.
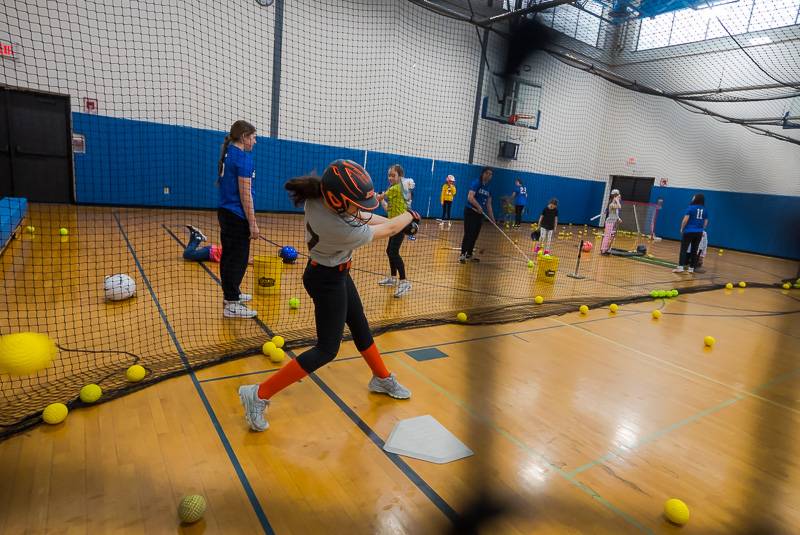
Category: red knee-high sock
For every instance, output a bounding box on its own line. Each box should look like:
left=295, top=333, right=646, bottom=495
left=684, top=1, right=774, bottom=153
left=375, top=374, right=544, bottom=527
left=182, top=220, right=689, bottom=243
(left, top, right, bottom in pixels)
left=360, top=343, right=390, bottom=378
left=257, top=358, right=307, bottom=400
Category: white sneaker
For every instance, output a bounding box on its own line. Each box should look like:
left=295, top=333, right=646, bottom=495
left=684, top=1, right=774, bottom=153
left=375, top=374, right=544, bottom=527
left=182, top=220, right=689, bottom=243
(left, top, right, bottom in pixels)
left=394, top=280, right=411, bottom=298
left=238, top=384, right=269, bottom=431
left=672, top=267, right=685, bottom=273
left=239, top=293, right=252, bottom=302
left=688, top=267, right=694, bottom=273
left=224, top=301, right=257, bottom=318
left=378, top=276, right=397, bottom=287
left=458, top=254, right=467, bottom=264
left=368, top=373, right=411, bottom=399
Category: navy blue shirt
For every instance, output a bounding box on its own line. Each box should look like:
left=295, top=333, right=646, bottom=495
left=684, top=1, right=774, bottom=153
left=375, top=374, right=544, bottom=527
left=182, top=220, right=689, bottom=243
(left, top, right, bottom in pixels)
left=469, top=179, right=491, bottom=212
left=514, top=185, right=527, bottom=206
left=683, top=204, right=708, bottom=233
left=218, top=144, right=255, bottom=219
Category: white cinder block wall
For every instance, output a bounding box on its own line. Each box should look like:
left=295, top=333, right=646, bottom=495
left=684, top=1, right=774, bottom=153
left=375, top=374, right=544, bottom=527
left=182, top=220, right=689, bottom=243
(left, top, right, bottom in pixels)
left=1, top=0, right=275, bottom=131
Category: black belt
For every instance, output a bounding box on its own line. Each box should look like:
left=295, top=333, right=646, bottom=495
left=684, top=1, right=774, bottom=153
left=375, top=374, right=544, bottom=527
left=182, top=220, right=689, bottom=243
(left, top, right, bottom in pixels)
left=309, top=259, right=352, bottom=272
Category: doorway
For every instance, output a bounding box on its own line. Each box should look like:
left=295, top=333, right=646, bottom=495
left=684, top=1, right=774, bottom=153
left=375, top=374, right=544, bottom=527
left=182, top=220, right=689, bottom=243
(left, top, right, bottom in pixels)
left=0, top=87, right=74, bottom=203
left=609, top=175, right=654, bottom=203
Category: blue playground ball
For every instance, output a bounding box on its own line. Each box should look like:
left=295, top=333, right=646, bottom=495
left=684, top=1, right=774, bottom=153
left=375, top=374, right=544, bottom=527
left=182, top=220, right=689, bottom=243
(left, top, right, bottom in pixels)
left=279, top=245, right=298, bottom=264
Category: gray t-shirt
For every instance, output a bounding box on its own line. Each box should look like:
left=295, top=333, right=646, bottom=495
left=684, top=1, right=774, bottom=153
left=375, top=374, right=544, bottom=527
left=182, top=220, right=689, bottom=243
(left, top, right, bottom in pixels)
left=304, top=198, right=374, bottom=267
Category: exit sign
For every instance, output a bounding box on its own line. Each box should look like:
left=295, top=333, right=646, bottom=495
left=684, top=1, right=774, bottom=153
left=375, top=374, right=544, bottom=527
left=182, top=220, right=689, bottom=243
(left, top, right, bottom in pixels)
left=0, top=43, right=13, bottom=57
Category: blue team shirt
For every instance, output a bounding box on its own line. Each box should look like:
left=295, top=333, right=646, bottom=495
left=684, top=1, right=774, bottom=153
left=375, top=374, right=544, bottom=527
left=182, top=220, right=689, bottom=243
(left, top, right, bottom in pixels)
left=218, top=144, right=255, bottom=219
left=514, top=185, right=527, bottom=206
left=684, top=204, right=708, bottom=233
left=469, top=179, right=491, bottom=211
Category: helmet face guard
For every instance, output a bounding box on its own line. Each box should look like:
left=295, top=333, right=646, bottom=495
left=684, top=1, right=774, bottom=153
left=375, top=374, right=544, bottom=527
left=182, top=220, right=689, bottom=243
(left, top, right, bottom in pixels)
left=321, top=160, right=378, bottom=215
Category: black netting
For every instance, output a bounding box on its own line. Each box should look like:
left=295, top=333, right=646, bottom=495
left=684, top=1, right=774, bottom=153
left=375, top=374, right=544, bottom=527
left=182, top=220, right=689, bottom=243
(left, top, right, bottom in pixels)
left=1, top=0, right=799, bottom=447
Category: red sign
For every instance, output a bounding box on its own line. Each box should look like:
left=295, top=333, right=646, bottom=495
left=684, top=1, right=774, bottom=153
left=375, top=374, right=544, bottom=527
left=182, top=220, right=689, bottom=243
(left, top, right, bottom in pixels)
left=0, top=43, right=14, bottom=57
left=626, top=156, right=636, bottom=166
left=659, top=177, right=668, bottom=186
left=83, top=97, right=98, bottom=114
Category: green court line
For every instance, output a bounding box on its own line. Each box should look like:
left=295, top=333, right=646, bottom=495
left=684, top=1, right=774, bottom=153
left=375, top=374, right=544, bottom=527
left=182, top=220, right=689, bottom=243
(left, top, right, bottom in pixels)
left=392, top=357, right=654, bottom=534
left=567, top=396, right=744, bottom=477
left=569, top=363, right=800, bottom=477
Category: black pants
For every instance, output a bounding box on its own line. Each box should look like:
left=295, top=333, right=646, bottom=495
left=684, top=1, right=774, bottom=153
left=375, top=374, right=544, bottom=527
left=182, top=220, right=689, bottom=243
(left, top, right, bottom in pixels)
left=218, top=208, right=251, bottom=301
left=461, top=207, right=483, bottom=256
left=441, top=201, right=452, bottom=220
left=386, top=232, right=406, bottom=279
left=296, top=262, right=373, bottom=374
left=514, top=205, right=524, bottom=226
left=679, top=232, right=703, bottom=268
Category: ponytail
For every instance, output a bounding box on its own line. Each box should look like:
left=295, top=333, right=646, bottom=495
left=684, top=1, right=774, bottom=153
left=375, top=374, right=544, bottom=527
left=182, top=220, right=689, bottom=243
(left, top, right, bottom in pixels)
left=217, top=135, right=232, bottom=178
left=217, top=120, right=256, bottom=183
left=285, top=176, right=323, bottom=206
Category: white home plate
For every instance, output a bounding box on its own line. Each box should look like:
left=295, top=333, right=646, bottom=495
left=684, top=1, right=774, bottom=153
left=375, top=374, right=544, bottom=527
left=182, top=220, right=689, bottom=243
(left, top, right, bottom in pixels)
left=383, top=415, right=473, bottom=464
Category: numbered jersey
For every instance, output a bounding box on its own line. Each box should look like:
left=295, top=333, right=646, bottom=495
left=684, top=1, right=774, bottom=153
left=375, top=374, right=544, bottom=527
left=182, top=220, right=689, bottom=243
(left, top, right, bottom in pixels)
left=684, top=203, right=708, bottom=233
left=304, top=198, right=374, bottom=267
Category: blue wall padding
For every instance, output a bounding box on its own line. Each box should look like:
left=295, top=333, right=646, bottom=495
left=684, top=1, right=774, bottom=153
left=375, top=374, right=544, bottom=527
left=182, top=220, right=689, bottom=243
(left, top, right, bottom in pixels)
left=71, top=113, right=799, bottom=259
left=0, top=197, right=28, bottom=251
left=651, top=186, right=800, bottom=260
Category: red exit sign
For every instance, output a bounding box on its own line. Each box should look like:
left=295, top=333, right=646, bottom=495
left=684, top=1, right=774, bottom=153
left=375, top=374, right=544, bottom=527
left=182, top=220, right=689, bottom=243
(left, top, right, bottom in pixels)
left=0, top=43, right=14, bottom=57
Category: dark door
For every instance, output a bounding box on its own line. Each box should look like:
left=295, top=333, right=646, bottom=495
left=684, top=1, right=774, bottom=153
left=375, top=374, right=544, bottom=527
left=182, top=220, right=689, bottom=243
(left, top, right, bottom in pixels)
left=2, top=88, right=73, bottom=202
left=610, top=175, right=654, bottom=203
left=0, top=93, right=11, bottom=197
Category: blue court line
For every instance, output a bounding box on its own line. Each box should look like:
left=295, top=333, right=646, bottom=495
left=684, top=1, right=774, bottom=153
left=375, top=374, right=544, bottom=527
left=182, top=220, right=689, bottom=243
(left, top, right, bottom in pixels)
left=197, top=355, right=363, bottom=384
left=163, top=225, right=460, bottom=525
left=117, top=215, right=275, bottom=535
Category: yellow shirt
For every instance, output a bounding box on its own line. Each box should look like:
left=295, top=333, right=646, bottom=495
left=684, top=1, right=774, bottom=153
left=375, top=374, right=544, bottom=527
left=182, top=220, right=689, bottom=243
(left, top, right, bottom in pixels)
left=385, top=183, right=407, bottom=218
left=440, top=183, right=456, bottom=203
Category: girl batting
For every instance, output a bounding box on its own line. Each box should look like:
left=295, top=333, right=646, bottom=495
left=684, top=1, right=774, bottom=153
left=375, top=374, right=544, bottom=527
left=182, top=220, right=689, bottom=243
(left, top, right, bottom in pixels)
left=238, top=160, right=418, bottom=432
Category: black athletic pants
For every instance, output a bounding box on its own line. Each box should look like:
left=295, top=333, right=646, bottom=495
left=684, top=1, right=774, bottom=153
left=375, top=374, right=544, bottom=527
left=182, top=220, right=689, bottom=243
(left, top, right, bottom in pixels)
left=679, top=232, right=703, bottom=269
left=461, top=207, right=483, bottom=256
left=441, top=201, right=452, bottom=220
left=296, top=261, right=373, bottom=374
left=386, top=232, right=406, bottom=279
left=514, top=205, right=524, bottom=226
left=218, top=208, right=251, bottom=301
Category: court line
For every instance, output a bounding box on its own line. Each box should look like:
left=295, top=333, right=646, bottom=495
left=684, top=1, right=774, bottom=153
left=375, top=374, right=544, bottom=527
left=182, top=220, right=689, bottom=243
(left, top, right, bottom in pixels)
left=115, top=214, right=275, bottom=535
left=163, top=224, right=460, bottom=525
left=568, top=362, right=800, bottom=477
left=549, top=309, right=800, bottom=417
left=197, top=309, right=654, bottom=384
left=391, top=356, right=653, bottom=534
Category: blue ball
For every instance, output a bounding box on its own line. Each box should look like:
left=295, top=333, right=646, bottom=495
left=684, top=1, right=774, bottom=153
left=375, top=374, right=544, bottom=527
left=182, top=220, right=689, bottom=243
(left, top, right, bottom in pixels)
left=279, top=246, right=298, bottom=264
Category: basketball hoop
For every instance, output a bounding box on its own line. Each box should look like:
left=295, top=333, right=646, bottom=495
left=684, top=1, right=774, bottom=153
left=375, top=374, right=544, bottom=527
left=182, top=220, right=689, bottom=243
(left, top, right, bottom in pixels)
left=508, top=114, right=535, bottom=127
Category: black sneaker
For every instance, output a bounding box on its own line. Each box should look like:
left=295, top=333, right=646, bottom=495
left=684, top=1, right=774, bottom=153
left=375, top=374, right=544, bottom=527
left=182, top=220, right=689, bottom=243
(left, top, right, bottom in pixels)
left=186, top=225, right=207, bottom=242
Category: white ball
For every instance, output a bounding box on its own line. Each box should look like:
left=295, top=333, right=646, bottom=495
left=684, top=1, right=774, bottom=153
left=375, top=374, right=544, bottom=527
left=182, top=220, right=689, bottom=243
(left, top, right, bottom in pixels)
left=104, top=274, right=136, bottom=301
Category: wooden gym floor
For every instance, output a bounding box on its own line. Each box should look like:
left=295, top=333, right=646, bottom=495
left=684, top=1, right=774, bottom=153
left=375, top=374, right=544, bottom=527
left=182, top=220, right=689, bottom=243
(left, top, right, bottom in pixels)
left=1, top=204, right=799, bottom=534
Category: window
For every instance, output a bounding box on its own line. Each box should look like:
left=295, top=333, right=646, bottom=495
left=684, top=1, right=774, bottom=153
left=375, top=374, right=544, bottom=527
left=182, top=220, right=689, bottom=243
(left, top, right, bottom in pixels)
left=636, top=0, right=800, bottom=51
left=533, top=1, right=604, bottom=47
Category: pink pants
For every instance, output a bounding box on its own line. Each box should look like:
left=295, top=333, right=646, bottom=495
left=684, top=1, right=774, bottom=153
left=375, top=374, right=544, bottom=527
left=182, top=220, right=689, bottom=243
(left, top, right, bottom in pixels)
left=601, top=220, right=617, bottom=253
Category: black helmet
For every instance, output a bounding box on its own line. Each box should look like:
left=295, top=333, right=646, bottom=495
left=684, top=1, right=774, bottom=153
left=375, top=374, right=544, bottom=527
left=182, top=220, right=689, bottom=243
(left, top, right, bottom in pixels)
left=321, top=160, right=378, bottom=213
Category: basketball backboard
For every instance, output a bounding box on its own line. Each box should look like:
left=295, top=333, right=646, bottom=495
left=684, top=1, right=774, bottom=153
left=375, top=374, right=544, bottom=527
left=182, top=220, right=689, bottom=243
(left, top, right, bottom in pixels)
left=481, top=76, right=541, bottom=129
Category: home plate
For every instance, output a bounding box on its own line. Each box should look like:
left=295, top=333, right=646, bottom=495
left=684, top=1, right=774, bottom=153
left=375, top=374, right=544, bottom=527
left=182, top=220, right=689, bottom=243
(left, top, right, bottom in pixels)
left=383, top=415, right=473, bottom=464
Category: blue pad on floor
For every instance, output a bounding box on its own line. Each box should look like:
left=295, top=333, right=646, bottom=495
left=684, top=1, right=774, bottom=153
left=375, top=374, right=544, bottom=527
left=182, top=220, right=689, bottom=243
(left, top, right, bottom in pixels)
left=406, top=347, right=447, bottom=361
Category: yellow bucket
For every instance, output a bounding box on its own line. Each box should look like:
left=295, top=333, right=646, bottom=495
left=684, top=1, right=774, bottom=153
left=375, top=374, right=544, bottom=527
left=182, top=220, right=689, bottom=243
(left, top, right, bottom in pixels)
left=536, top=255, right=559, bottom=283
left=253, top=255, right=283, bottom=295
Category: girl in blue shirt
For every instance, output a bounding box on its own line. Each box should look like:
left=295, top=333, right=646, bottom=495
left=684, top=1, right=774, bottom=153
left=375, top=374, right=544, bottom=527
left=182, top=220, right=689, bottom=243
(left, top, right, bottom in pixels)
left=510, top=178, right=527, bottom=228
left=217, top=120, right=259, bottom=318
left=673, top=193, right=709, bottom=274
